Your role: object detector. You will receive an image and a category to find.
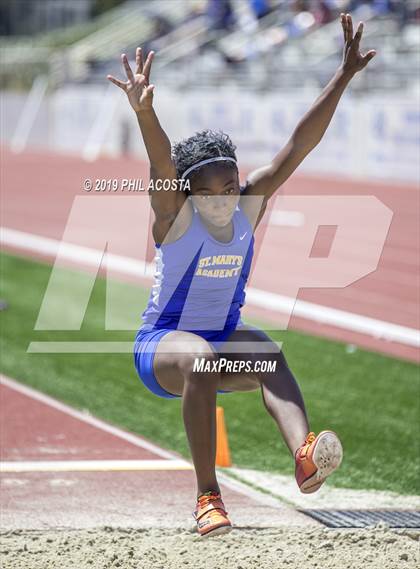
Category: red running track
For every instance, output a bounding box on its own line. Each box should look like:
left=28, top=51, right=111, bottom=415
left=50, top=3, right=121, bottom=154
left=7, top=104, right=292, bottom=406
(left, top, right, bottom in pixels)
left=0, top=375, right=314, bottom=530
left=1, top=147, right=419, bottom=361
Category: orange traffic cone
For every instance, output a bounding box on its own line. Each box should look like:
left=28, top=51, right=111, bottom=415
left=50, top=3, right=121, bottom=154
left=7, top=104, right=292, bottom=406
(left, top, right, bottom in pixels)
left=215, top=406, right=232, bottom=467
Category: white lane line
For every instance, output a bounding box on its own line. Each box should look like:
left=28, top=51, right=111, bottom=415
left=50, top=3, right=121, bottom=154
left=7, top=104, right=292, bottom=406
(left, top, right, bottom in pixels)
left=0, top=226, right=154, bottom=278
left=246, top=289, right=420, bottom=348
left=0, top=460, right=193, bottom=473
left=1, top=227, right=419, bottom=348
left=0, top=375, right=188, bottom=463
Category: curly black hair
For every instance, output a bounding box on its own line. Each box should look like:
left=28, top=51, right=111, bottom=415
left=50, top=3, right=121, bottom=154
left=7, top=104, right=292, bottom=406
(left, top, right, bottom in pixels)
left=172, top=129, right=238, bottom=183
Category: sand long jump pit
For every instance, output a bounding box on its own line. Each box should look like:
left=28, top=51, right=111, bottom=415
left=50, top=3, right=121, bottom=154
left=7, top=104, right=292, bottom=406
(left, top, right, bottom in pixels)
left=1, top=378, right=419, bottom=568
left=1, top=524, right=419, bottom=569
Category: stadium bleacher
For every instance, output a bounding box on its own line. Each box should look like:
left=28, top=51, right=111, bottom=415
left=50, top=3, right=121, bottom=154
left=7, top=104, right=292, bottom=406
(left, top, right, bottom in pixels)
left=0, top=0, right=419, bottom=92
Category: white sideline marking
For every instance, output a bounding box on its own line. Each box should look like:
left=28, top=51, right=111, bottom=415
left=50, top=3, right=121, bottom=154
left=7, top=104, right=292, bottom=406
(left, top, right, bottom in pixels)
left=0, top=460, right=193, bottom=473
left=1, top=227, right=419, bottom=348
left=0, top=226, right=154, bottom=278
left=0, top=375, right=186, bottom=462
left=228, top=467, right=420, bottom=511
left=246, top=289, right=420, bottom=347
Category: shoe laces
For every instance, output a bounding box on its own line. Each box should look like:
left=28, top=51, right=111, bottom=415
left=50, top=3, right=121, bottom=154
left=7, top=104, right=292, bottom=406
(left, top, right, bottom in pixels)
left=305, top=432, right=316, bottom=445
left=196, top=491, right=226, bottom=519
left=295, top=432, right=316, bottom=460
left=197, top=491, right=221, bottom=508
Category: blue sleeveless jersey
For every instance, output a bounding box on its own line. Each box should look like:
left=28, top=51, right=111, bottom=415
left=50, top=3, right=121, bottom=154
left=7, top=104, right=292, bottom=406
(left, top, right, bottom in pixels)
left=142, top=192, right=254, bottom=334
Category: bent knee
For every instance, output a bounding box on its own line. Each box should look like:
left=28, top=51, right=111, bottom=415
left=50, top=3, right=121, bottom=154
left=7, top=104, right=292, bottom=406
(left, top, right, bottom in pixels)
left=177, top=344, right=219, bottom=380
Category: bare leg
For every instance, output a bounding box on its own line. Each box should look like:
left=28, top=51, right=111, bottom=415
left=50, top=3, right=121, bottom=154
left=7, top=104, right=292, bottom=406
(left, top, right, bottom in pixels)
left=181, top=357, right=221, bottom=497
left=153, top=328, right=309, bottom=496
left=152, top=332, right=225, bottom=498
left=259, top=350, right=310, bottom=457
left=218, top=326, right=310, bottom=457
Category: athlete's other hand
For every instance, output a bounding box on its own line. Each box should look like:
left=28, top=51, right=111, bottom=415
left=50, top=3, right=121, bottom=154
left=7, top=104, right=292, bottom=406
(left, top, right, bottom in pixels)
left=107, top=47, right=154, bottom=112
left=340, top=13, right=376, bottom=75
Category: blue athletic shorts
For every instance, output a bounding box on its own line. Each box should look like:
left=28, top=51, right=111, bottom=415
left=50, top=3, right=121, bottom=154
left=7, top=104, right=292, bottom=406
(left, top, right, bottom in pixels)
left=133, top=322, right=244, bottom=399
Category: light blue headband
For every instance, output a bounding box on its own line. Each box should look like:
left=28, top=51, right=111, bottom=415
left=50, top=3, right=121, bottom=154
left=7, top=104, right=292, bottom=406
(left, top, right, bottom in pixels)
left=180, top=157, right=237, bottom=180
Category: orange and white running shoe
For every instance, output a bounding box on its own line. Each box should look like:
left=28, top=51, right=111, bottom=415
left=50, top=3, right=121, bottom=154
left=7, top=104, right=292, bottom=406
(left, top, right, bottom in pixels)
left=193, top=491, right=232, bottom=537
left=295, top=431, right=343, bottom=494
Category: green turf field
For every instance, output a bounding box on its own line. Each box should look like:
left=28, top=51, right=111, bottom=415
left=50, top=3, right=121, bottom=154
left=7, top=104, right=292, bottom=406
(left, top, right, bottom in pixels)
left=1, top=251, right=419, bottom=495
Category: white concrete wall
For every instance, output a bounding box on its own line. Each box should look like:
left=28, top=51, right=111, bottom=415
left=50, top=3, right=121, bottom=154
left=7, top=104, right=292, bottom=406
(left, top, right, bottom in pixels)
left=2, top=85, right=419, bottom=184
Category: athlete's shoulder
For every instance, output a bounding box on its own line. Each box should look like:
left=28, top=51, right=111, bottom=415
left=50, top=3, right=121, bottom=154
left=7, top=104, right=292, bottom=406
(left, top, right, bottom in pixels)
left=154, top=197, right=195, bottom=247
left=238, top=181, right=266, bottom=230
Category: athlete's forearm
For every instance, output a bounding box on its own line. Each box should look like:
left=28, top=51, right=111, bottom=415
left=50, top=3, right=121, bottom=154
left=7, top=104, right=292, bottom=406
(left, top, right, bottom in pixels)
left=291, top=67, right=353, bottom=152
left=135, top=108, right=175, bottom=175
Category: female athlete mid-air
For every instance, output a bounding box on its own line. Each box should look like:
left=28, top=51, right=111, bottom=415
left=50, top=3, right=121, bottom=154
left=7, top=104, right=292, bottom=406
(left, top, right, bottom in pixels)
left=108, top=13, right=376, bottom=537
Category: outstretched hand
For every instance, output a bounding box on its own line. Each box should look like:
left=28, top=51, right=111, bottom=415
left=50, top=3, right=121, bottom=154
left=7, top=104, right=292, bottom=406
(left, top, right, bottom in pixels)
left=107, top=47, right=155, bottom=112
left=340, top=13, right=376, bottom=75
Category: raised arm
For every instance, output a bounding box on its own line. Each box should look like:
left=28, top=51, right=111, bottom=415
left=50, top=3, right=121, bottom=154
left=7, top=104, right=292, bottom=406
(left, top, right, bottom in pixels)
left=243, top=14, right=376, bottom=217
left=107, top=48, right=185, bottom=224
